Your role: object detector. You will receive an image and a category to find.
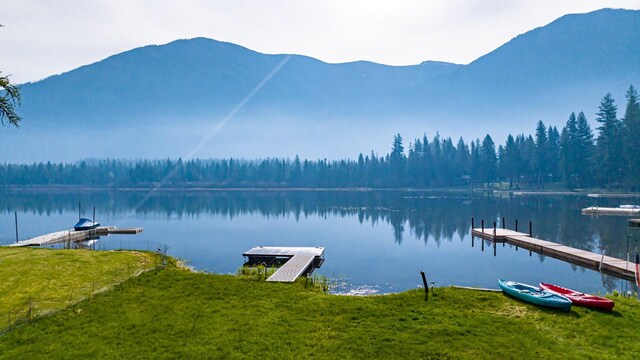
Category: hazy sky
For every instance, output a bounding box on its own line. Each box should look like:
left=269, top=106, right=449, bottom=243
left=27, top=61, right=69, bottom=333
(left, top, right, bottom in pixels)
left=2, top=0, right=640, bottom=83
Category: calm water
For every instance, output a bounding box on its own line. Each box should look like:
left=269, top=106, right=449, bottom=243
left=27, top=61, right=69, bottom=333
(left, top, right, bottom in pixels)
left=1, top=190, right=638, bottom=295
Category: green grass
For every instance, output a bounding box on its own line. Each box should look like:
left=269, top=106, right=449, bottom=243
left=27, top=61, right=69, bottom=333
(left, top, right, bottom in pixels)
left=0, top=247, right=159, bottom=329
left=1, top=261, right=639, bottom=359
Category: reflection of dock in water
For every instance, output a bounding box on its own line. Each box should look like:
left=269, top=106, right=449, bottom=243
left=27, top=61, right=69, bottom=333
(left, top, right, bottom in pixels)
left=7, top=227, right=143, bottom=247
left=242, top=246, right=324, bottom=282
left=472, top=228, right=636, bottom=282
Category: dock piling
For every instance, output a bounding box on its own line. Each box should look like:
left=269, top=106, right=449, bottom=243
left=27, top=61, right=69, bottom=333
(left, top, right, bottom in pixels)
left=529, top=221, right=532, bottom=237
left=493, top=221, right=497, bottom=256
left=481, top=220, right=484, bottom=233
left=420, top=271, right=428, bottom=300
left=502, top=217, right=505, bottom=229
left=14, top=211, right=18, bottom=243
left=515, top=219, right=518, bottom=232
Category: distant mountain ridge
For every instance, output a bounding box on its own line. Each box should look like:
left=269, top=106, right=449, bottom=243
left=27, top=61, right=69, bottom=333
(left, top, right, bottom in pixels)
left=20, top=38, right=462, bottom=125
left=4, top=8, right=640, bottom=162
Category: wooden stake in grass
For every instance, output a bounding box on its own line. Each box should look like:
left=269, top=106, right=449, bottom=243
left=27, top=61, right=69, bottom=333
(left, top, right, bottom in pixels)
left=420, top=271, right=428, bottom=301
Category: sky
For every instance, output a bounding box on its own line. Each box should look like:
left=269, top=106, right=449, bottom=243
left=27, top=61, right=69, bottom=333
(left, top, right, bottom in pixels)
left=1, top=0, right=640, bottom=84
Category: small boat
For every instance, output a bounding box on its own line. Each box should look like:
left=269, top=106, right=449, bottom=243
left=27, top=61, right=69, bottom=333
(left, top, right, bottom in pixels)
left=73, top=218, right=100, bottom=231
left=539, top=283, right=614, bottom=311
left=498, top=279, right=572, bottom=312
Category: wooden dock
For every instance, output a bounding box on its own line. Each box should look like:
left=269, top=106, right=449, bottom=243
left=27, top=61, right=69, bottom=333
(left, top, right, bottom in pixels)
left=472, top=228, right=636, bottom=282
left=242, top=246, right=324, bottom=282
left=7, top=226, right=143, bottom=247
left=581, top=206, right=640, bottom=215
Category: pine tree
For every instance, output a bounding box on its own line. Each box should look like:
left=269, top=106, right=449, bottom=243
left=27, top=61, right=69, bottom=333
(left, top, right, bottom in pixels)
left=622, top=85, right=640, bottom=189
left=547, top=126, right=560, bottom=183
left=503, top=134, right=521, bottom=188
left=454, top=137, right=470, bottom=182
left=479, top=135, right=497, bottom=186
left=560, top=113, right=578, bottom=187
left=575, top=112, right=594, bottom=187
left=534, top=121, right=548, bottom=187
left=469, top=139, right=479, bottom=187
left=390, top=133, right=406, bottom=186
left=595, top=93, right=622, bottom=188
left=0, top=71, right=21, bottom=127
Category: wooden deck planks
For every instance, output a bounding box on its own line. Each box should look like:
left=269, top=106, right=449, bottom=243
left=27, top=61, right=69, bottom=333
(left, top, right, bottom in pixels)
left=472, top=228, right=636, bottom=281
left=266, top=254, right=316, bottom=282
left=6, top=226, right=143, bottom=247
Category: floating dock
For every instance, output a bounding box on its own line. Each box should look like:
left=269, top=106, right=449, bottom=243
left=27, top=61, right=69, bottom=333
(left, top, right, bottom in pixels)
left=242, top=246, right=324, bottom=282
left=629, top=219, right=640, bottom=229
left=587, top=193, right=640, bottom=198
left=472, top=228, right=636, bottom=282
left=7, top=226, right=143, bottom=247
left=581, top=206, right=640, bottom=216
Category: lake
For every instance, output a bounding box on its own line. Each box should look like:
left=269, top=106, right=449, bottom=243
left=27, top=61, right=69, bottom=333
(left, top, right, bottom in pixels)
left=1, top=190, right=638, bottom=295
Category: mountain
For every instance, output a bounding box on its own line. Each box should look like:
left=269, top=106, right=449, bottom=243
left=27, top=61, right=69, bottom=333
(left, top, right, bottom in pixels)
left=19, top=40, right=460, bottom=126
left=2, top=8, right=639, bottom=162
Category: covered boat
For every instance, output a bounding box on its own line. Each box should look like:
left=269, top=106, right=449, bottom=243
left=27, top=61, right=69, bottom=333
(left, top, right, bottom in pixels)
left=74, top=218, right=100, bottom=231
left=539, top=283, right=614, bottom=311
left=498, top=279, right=572, bottom=312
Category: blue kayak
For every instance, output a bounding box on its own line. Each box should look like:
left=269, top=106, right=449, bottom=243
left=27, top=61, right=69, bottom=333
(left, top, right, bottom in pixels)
left=498, top=279, right=572, bottom=312
left=74, top=218, right=100, bottom=231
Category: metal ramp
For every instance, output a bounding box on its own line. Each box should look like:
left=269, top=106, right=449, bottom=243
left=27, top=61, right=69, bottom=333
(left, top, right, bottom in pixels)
left=266, top=254, right=316, bottom=282
left=242, top=246, right=324, bottom=283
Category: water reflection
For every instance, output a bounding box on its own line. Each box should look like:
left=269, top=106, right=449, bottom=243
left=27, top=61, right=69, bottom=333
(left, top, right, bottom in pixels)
left=1, top=190, right=638, bottom=294
left=2, top=190, right=636, bottom=255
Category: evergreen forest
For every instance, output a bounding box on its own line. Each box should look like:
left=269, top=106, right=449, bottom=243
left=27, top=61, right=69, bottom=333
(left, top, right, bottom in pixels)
left=2, top=87, right=639, bottom=190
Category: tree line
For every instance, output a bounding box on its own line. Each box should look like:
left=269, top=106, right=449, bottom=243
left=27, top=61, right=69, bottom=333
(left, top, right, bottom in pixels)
left=1, top=86, right=639, bottom=190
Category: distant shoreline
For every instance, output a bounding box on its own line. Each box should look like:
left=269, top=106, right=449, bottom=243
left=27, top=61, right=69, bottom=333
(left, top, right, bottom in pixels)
left=0, top=185, right=638, bottom=197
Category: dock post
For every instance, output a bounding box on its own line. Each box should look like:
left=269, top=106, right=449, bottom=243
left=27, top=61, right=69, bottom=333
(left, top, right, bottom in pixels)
left=14, top=211, right=18, bottom=243
left=420, top=271, right=428, bottom=300
left=471, top=217, right=475, bottom=247
left=78, top=201, right=81, bottom=221
left=481, top=220, right=484, bottom=233
left=502, top=217, right=505, bottom=229
left=515, top=219, right=518, bottom=232
left=93, top=206, right=96, bottom=223
left=493, top=221, right=497, bottom=256
left=529, top=221, right=532, bottom=237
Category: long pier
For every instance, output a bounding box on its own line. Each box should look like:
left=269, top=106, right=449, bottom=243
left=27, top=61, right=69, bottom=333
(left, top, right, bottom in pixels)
left=472, top=228, right=636, bottom=282
left=7, top=226, right=143, bottom=247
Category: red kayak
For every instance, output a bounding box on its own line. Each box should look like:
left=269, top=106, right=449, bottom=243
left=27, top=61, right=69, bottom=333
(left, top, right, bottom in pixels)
left=539, top=283, right=615, bottom=311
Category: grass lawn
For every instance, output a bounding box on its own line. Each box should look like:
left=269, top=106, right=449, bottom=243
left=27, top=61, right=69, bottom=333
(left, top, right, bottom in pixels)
left=1, top=257, right=639, bottom=359
left=0, top=247, right=159, bottom=329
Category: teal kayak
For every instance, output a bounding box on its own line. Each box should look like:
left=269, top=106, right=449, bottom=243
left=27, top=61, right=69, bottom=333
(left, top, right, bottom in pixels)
left=498, top=279, right=572, bottom=312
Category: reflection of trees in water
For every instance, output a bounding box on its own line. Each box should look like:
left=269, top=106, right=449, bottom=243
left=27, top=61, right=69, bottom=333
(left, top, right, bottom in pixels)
left=1, top=190, right=636, bottom=257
